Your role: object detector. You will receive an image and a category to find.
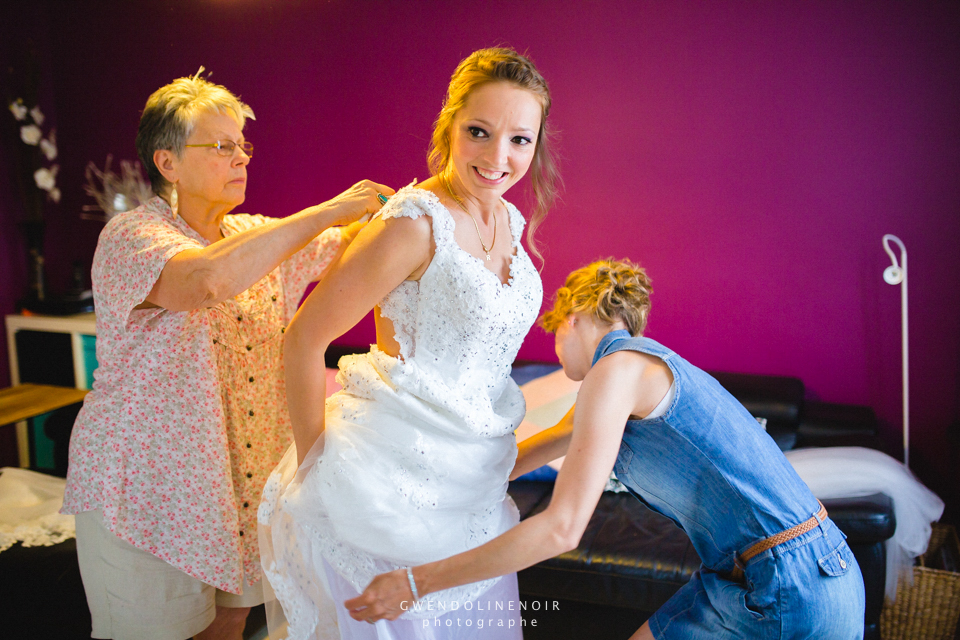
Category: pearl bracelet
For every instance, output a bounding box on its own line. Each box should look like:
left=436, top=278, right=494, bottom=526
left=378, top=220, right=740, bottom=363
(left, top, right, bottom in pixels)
left=405, top=567, right=420, bottom=601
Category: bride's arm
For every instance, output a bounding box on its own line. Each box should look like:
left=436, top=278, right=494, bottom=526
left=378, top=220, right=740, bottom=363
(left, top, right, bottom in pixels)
left=284, top=213, right=432, bottom=465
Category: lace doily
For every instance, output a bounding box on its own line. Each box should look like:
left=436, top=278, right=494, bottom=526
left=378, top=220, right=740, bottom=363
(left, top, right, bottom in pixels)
left=0, top=467, right=76, bottom=553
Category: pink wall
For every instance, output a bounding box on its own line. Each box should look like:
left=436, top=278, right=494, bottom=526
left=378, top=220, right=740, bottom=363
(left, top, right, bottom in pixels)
left=1, top=1, right=58, bottom=390
left=2, top=1, right=958, bottom=508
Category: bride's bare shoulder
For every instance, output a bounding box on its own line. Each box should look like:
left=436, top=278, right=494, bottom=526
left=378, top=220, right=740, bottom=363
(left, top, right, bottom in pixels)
left=357, top=186, right=436, bottom=281
left=365, top=207, right=432, bottom=246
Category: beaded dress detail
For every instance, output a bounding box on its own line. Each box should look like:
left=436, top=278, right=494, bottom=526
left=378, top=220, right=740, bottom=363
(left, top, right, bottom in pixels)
left=259, top=186, right=542, bottom=637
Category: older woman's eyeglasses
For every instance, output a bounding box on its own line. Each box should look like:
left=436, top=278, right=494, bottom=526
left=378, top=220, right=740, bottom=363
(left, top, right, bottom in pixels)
left=184, top=140, right=254, bottom=158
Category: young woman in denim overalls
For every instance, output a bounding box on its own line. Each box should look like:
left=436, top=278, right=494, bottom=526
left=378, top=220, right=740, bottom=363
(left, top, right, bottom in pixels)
left=346, top=258, right=867, bottom=639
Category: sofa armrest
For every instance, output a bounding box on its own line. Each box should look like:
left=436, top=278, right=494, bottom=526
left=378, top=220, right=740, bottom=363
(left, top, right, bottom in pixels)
left=709, top=371, right=804, bottom=451
left=822, top=493, right=896, bottom=544
left=822, top=492, right=894, bottom=635
left=709, top=371, right=804, bottom=428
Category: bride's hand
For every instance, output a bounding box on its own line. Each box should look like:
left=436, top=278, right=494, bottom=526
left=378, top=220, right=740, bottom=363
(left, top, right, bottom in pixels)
left=344, top=569, right=415, bottom=623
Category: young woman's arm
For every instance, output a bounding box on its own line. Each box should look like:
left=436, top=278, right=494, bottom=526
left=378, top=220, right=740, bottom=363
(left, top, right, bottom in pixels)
left=284, top=213, right=432, bottom=465
left=509, top=405, right=575, bottom=481
left=345, top=350, right=645, bottom=622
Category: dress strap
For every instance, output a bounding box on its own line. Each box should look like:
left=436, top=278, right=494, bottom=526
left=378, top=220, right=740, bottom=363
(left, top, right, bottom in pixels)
left=422, top=197, right=457, bottom=251
left=376, top=185, right=457, bottom=251
left=501, top=200, right=527, bottom=250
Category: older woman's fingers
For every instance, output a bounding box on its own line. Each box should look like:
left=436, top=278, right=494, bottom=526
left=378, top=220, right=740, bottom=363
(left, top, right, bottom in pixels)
left=331, top=180, right=397, bottom=224
left=339, top=180, right=396, bottom=218
left=364, top=183, right=393, bottom=209
left=362, top=180, right=395, bottom=197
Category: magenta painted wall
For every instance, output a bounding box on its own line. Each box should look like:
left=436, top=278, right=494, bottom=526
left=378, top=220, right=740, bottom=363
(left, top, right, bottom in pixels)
left=2, top=1, right=958, bottom=507
left=1, top=1, right=58, bottom=390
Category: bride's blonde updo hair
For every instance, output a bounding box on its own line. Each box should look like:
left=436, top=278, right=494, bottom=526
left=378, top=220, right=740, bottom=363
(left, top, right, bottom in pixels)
left=427, top=47, right=560, bottom=261
left=540, top=259, right=653, bottom=336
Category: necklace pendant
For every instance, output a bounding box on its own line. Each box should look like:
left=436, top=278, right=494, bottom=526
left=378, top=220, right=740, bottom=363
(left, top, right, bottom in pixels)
left=486, top=252, right=492, bottom=261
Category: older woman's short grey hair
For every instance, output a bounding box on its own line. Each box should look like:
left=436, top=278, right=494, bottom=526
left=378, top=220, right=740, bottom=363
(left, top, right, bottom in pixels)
left=136, top=67, right=255, bottom=195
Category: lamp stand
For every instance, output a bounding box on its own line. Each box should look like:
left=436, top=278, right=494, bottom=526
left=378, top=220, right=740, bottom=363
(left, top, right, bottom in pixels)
left=882, top=234, right=908, bottom=467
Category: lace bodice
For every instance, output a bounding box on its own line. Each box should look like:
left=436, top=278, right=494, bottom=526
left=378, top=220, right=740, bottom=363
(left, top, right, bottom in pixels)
left=372, top=185, right=543, bottom=436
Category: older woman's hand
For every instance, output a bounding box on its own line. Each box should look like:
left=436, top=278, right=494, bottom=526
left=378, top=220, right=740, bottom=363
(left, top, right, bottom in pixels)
left=326, top=179, right=395, bottom=227
left=344, top=568, right=415, bottom=623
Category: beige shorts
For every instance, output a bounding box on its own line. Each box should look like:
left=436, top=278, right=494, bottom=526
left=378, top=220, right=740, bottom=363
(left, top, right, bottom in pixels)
left=74, top=509, right=264, bottom=640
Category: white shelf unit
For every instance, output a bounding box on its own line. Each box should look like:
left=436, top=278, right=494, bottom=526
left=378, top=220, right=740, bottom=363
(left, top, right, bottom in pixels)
left=5, top=312, right=97, bottom=467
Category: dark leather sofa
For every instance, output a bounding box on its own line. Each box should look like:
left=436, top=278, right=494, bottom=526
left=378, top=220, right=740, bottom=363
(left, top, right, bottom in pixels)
left=507, top=367, right=896, bottom=640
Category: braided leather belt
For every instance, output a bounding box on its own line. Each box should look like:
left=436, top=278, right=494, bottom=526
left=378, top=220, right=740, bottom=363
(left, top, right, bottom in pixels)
left=730, top=501, right=828, bottom=582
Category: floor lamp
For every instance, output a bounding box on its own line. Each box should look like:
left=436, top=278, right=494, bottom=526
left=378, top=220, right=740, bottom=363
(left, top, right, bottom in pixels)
left=882, top=234, right=908, bottom=467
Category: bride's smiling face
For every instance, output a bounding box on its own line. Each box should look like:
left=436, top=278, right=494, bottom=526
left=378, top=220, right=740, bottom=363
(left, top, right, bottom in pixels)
left=447, top=81, right=542, bottom=203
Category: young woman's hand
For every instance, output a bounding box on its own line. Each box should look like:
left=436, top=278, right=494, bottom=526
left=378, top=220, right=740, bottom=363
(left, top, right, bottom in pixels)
left=344, top=569, right=415, bottom=623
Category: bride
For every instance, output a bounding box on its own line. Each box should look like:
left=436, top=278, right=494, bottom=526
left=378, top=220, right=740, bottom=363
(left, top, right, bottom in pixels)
left=258, top=47, right=560, bottom=639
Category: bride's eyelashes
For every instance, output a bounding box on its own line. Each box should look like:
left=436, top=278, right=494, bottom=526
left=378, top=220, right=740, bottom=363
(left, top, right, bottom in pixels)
left=466, top=126, right=533, bottom=147
left=467, top=126, right=488, bottom=139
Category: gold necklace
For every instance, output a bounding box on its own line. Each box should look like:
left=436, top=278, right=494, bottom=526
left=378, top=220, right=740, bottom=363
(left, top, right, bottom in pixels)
left=446, top=184, right=497, bottom=261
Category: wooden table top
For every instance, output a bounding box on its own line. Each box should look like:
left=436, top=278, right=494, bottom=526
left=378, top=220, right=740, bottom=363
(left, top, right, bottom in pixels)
left=0, top=384, right=89, bottom=425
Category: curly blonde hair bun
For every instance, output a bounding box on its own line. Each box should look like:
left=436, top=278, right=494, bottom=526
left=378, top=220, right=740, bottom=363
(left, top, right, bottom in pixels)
left=540, top=258, right=653, bottom=336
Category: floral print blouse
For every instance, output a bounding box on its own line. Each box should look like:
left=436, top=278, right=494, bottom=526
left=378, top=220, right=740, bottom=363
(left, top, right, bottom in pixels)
left=62, top=196, right=341, bottom=594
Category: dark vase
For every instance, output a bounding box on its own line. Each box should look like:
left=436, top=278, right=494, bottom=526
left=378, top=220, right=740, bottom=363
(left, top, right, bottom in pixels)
left=19, top=218, right=46, bottom=303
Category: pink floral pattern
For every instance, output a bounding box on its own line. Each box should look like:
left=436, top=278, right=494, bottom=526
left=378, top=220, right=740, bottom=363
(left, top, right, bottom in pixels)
left=62, top=196, right=341, bottom=593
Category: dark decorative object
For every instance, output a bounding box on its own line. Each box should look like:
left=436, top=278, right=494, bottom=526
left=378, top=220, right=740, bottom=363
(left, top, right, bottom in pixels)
left=57, top=261, right=94, bottom=314
left=81, top=155, right=152, bottom=223
left=16, top=258, right=93, bottom=315
left=18, top=218, right=46, bottom=303
left=5, top=44, right=64, bottom=314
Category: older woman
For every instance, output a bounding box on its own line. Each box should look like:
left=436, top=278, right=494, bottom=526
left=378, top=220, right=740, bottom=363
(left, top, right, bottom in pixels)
left=60, top=70, right=392, bottom=640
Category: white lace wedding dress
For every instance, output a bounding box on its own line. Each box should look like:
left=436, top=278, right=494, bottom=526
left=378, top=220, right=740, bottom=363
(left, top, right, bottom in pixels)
left=259, top=186, right=542, bottom=639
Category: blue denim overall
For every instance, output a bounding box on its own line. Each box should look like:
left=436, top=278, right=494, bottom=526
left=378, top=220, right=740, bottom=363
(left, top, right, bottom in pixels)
left=597, top=330, right=865, bottom=639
